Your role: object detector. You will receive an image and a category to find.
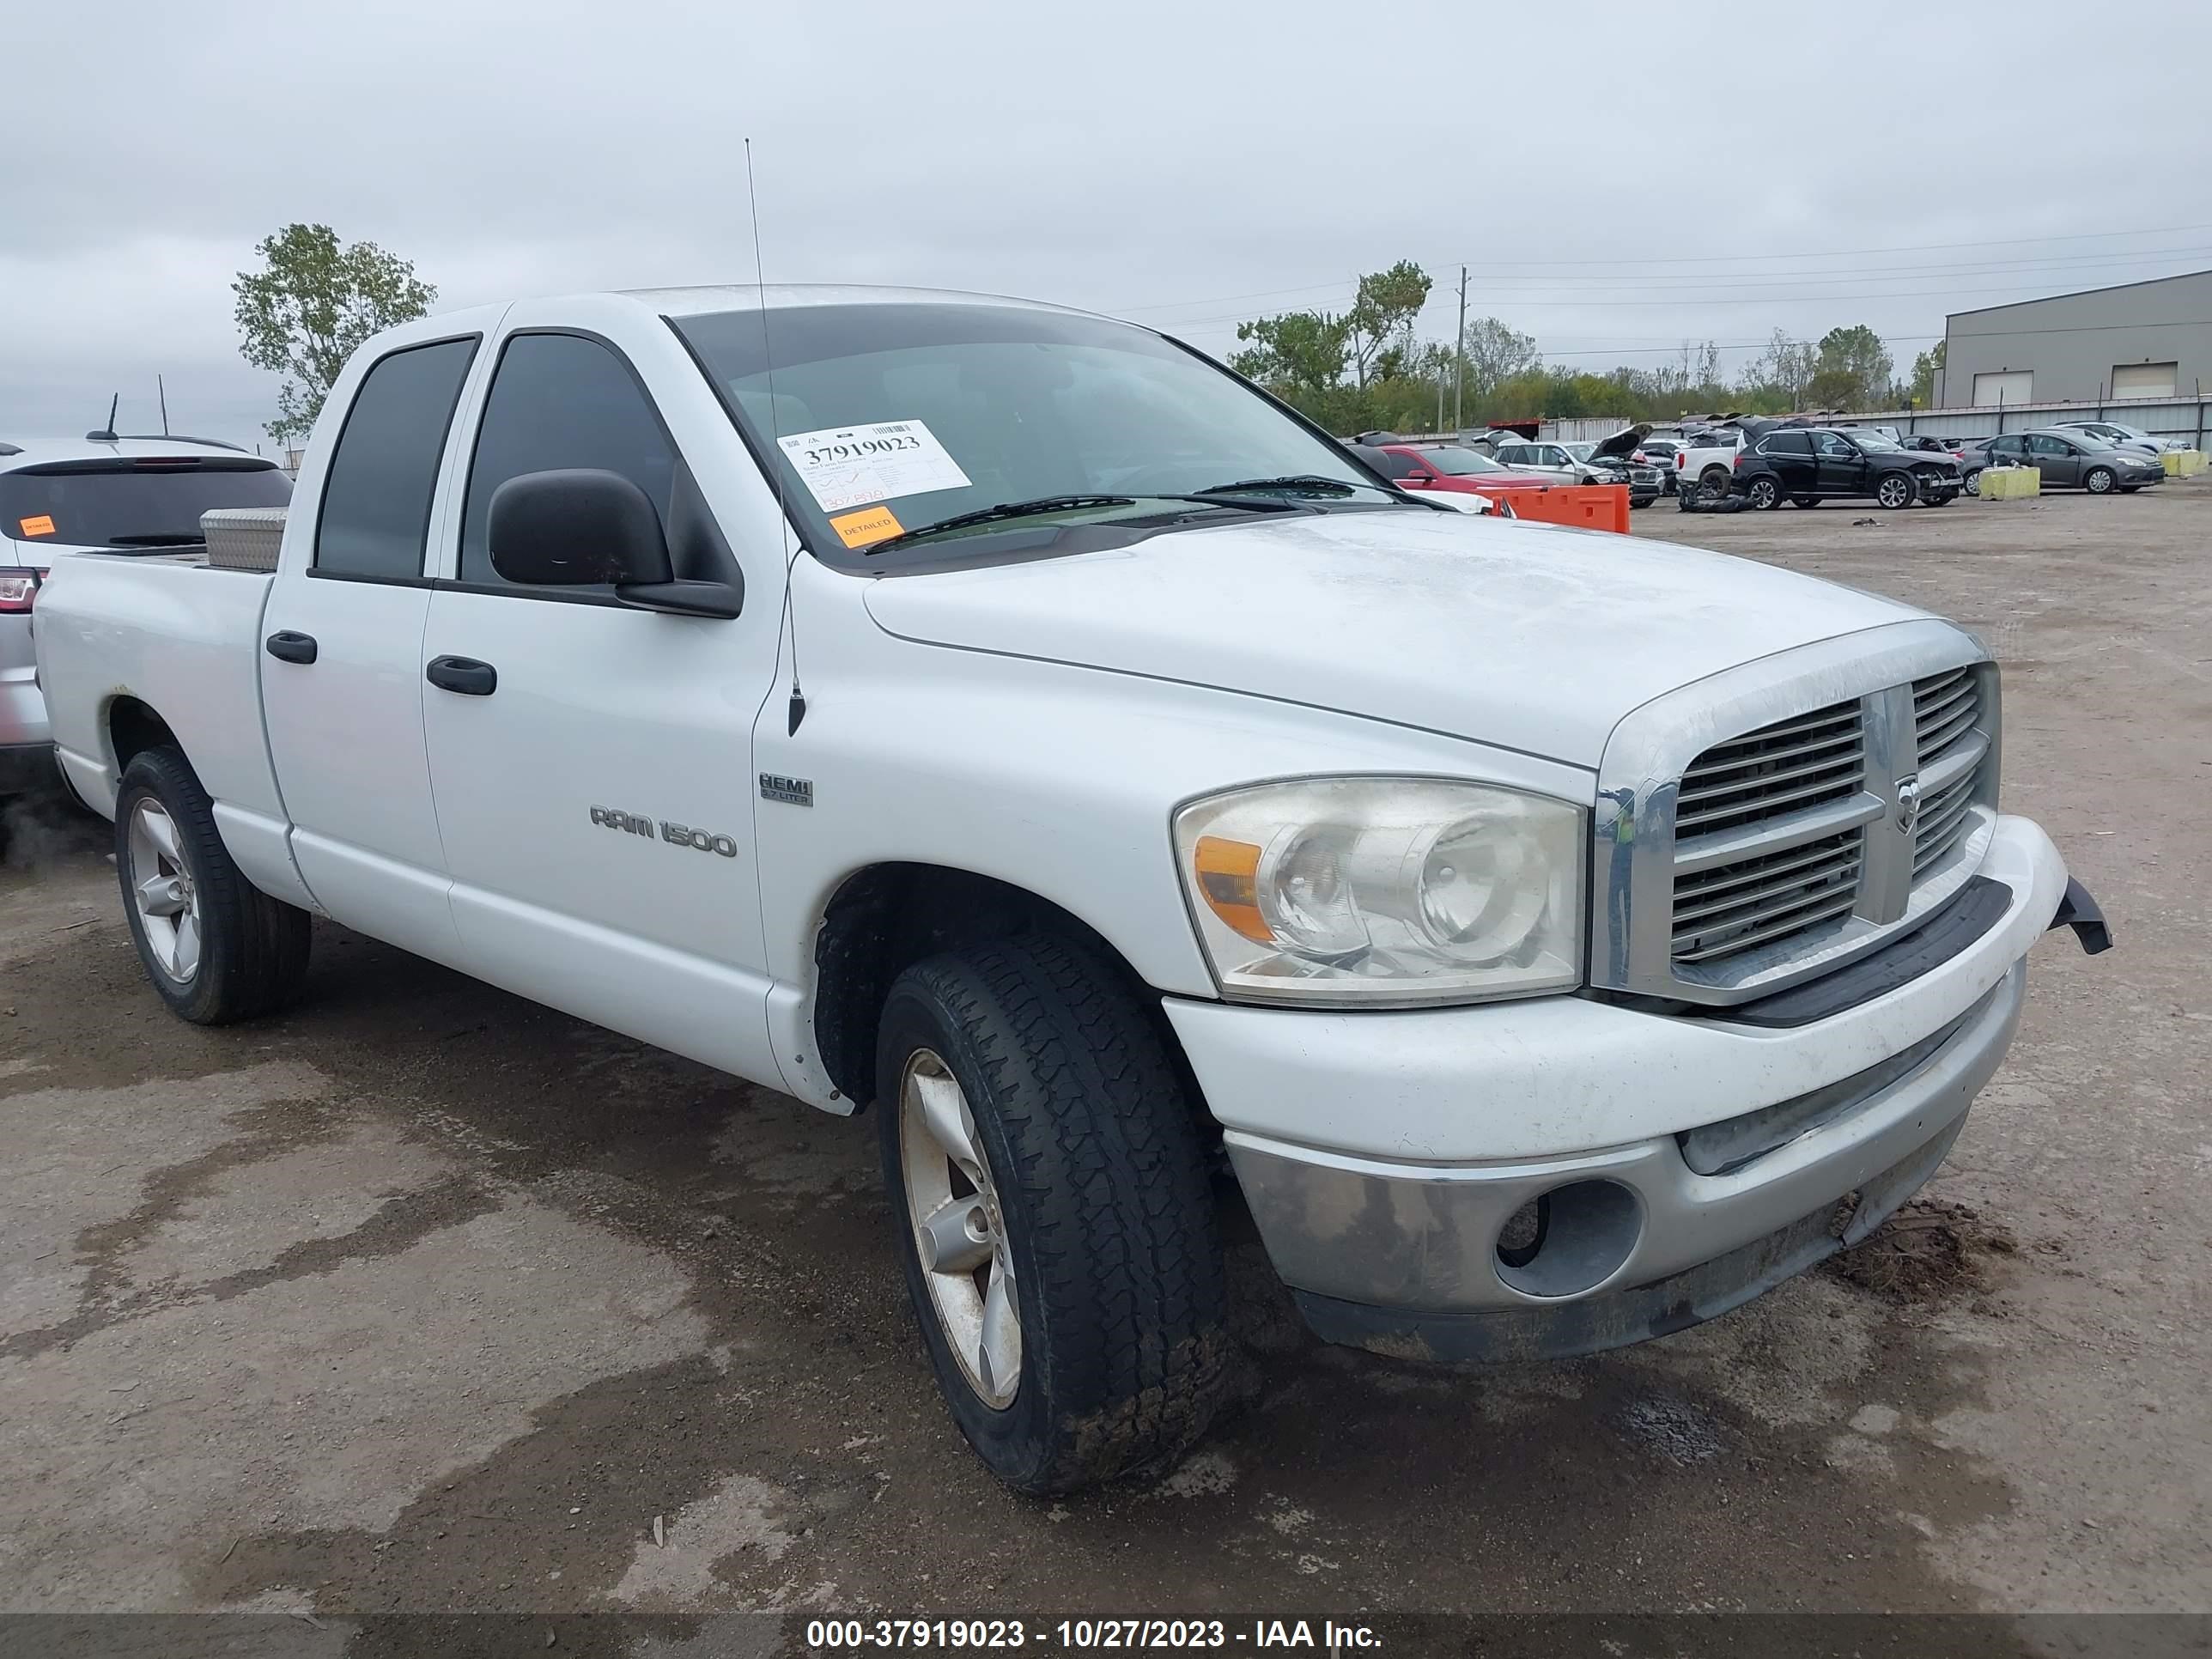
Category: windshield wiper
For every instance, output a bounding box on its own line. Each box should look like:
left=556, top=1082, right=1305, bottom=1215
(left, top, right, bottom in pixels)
left=863, top=495, right=1137, bottom=556
left=104, top=532, right=208, bottom=548
left=1191, top=474, right=1391, bottom=499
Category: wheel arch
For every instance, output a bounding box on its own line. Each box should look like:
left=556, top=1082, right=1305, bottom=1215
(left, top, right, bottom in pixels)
left=809, top=861, right=1208, bottom=1126
left=106, top=695, right=183, bottom=775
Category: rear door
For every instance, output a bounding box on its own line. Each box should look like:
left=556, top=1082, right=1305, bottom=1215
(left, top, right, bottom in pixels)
left=260, top=330, right=485, bottom=959
left=416, top=307, right=785, bottom=1081
left=1759, top=430, right=1816, bottom=495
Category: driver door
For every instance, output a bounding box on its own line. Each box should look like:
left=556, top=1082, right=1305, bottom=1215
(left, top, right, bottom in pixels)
left=2027, top=433, right=2081, bottom=486
left=416, top=313, right=785, bottom=1083
left=1811, top=431, right=1865, bottom=496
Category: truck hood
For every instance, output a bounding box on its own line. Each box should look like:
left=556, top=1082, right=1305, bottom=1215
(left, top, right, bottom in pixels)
left=862, top=509, right=1925, bottom=767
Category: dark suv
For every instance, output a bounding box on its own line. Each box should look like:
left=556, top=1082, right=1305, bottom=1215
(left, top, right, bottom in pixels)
left=1731, top=426, right=1962, bottom=511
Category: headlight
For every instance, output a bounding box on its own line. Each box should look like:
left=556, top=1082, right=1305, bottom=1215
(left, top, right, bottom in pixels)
left=1173, top=778, right=1585, bottom=1007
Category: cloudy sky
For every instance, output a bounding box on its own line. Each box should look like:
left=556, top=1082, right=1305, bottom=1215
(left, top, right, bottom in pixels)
left=8, top=0, right=2212, bottom=448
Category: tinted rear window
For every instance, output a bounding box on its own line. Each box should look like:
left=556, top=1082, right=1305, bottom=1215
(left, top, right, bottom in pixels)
left=316, top=337, right=479, bottom=580
left=2, top=460, right=289, bottom=549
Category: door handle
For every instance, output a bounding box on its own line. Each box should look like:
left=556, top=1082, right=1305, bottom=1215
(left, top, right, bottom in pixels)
left=264, top=630, right=318, bottom=665
left=425, top=655, right=497, bottom=696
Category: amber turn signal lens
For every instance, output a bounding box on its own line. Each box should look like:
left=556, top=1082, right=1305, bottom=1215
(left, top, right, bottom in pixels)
left=1194, top=835, right=1271, bottom=943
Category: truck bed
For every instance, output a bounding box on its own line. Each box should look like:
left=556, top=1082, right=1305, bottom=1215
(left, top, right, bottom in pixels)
left=35, top=555, right=283, bottom=829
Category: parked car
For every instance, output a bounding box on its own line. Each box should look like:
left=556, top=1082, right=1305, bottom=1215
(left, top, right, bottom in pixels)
left=1632, top=435, right=1687, bottom=493
left=1, top=434, right=291, bottom=796
left=1900, top=435, right=1967, bottom=457
left=1981, top=430, right=2166, bottom=494
left=1493, top=433, right=1662, bottom=507
left=1370, top=442, right=1563, bottom=495
left=1673, top=426, right=1752, bottom=505
left=1732, top=426, right=1962, bottom=510
left=33, top=284, right=2106, bottom=1493
left=2047, top=420, right=2182, bottom=456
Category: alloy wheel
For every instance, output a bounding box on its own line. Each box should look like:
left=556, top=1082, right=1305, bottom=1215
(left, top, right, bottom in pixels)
left=127, top=799, right=201, bottom=982
left=898, top=1048, right=1021, bottom=1407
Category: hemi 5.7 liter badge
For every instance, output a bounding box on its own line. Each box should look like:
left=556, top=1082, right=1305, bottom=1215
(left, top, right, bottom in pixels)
left=759, top=774, right=813, bottom=807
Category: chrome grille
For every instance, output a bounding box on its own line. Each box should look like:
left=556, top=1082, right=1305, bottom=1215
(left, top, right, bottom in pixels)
left=1593, top=629, right=2003, bottom=1006
left=1672, top=826, right=1864, bottom=963
left=1673, top=700, right=1864, bottom=838
left=1913, top=667, right=1978, bottom=767
left=1911, top=668, right=1985, bottom=874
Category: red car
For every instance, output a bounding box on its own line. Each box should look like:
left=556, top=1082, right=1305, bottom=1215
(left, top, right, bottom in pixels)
left=1370, top=443, right=1560, bottom=495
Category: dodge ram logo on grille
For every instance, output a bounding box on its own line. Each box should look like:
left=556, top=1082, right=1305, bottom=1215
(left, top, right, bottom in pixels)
left=1894, top=775, right=1923, bottom=834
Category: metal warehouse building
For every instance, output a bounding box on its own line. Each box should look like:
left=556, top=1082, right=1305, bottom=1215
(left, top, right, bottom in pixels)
left=1940, top=268, right=2212, bottom=408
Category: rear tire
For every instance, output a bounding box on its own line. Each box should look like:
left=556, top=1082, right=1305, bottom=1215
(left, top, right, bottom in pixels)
left=875, top=934, right=1230, bottom=1494
left=1962, top=469, right=1983, bottom=497
left=114, top=747, right=311, bottom=1025
left=1745, top=477, right=1779, bottom=510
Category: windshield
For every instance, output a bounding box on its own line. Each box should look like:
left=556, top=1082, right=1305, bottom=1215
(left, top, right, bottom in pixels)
left=673, top=302, right=1397, bottom=562
left=1418, top=447, right=1504, bottom=476
left=2, top=459, right=290, bottom=549
left=1562, top=443, right=1595, bottom=462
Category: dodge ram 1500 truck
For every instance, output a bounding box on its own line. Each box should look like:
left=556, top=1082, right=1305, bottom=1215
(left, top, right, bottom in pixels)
left=33, top=286, right=2109, bottom=1494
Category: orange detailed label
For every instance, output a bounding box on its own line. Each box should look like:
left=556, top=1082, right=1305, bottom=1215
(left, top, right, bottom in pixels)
left=830, top=504, right=902, bottom=549
left=18, top=514, right=56, bottom=538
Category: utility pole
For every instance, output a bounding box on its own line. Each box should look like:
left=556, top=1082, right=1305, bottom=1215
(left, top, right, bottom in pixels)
left=1451, top=265, right=1468, bottom=434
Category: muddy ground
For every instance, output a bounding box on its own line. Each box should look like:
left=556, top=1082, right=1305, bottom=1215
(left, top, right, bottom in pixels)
left=2, top=482, right=2206, bottom=1647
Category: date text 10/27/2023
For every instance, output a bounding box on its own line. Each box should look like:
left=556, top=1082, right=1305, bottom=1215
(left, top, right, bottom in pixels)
left=804, top=1620, right=1383, bottom=1650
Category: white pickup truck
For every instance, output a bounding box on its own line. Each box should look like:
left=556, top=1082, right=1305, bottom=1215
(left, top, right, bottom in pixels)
left=33, top=286, right=2109, bottom=1493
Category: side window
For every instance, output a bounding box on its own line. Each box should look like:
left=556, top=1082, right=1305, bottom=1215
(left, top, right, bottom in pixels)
left=1763, top=432, right=1812, bottom=456
left=2026, top=434, right=2069, bottom=458
left=1812, top=432, right=1855, bottom=458
left=314, top=338, right=478, bottom=580
left=459, top=333, right=678, bottom=587
left=1497, top=445, right=1530, bottom=465
left=1374, top=450, right=1426, bottom=480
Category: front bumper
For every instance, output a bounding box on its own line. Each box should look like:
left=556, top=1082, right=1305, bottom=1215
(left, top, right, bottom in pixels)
left=1169, top=814, right=2074, bottom=1360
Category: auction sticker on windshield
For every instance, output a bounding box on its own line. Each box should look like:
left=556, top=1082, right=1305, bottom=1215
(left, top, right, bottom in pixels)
left=778, top=420, right=973, bottom=514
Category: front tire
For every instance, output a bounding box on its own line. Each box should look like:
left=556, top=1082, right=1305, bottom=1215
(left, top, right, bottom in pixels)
left=1875, top=471, right=1917, bottom=510
left=875, top=935, right=1229, bottom=1493
left=2085, top=466, right=2116, bottom=495
left=114, top=747, right=311, bottom=1024
left=1792, top=495, right=1821, bottom=509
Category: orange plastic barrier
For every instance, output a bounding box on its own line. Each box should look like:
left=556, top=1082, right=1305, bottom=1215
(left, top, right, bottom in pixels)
left=1494, top=483, right=1631, bottom=534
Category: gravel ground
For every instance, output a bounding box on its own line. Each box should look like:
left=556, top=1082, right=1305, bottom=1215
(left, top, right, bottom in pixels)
left=1, top=481, right=2205, bottom=1646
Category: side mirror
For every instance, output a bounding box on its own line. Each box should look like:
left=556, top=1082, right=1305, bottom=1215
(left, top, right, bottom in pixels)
left=490, top=469, right=672, bottom=587
left=489, top=469, right=741, bottom=618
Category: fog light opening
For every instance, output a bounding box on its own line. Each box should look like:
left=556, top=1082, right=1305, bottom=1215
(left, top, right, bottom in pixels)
left=1492, top=1179, right=1643, bottom=1299
left=1496, top=1196, right=1549, bottom=1269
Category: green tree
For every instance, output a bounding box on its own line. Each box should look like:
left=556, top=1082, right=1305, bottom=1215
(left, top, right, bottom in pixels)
left=1908, top=339, right=1946, bottom=406
left=1229, top=310, right=1350, bottom=400
left=1740, top=329, right=1817, bottom=409
left=1344, top=261, right=1432, bottom=391
left=1811, top=324, right=1894, bottom=411
left=1458, top=316, right=1540, bottom=403
left=1231, top=262, right=1436, bottom=432
left=234, top=223, right=437, bottom=444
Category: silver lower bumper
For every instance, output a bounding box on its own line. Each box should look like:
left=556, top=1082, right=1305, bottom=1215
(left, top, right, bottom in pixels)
left=1227, top=958, right=2024, bottom=1351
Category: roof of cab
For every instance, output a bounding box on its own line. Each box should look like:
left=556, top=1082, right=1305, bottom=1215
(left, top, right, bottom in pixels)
left=626, top=283, right=1097, bottom=320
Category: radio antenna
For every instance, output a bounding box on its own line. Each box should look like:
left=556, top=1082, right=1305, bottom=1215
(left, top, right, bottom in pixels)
left=747, top=137, right=807, bottom=738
